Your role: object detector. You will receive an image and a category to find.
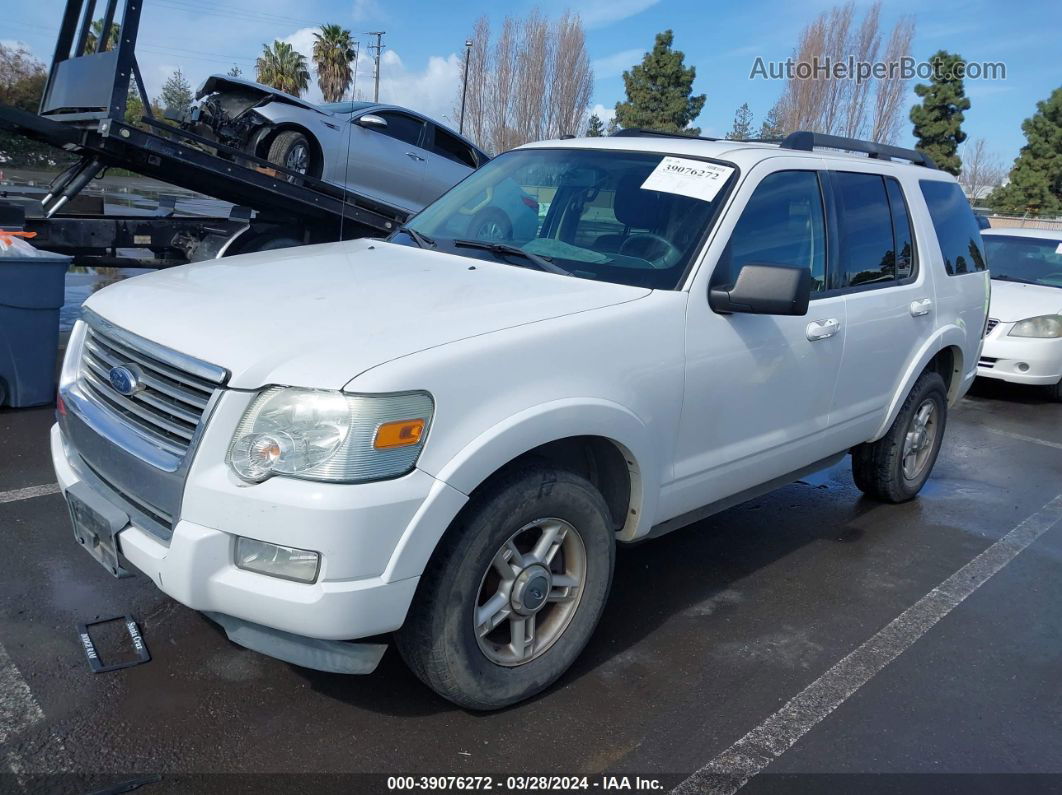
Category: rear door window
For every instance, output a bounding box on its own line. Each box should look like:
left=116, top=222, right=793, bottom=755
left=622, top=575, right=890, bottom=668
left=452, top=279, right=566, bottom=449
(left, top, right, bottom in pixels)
left=918, top=180, right=987, bottom=275
left=886, top=178, right=915, bottom=280
left=431, top=127, right=478, bottom=168
left=831, top=172, right=897, bottom=288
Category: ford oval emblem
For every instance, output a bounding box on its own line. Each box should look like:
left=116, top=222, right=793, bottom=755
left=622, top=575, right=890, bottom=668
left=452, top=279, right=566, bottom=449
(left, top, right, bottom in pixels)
left=108, top=365, right=140, bottom=396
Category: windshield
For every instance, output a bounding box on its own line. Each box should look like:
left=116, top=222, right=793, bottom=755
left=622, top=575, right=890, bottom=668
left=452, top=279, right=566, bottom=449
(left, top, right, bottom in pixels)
left=399, top=148, right=734, bottom=289
left=318, top=100, right=376, bottom=114
left=984, top=235, right=1062, bottom=288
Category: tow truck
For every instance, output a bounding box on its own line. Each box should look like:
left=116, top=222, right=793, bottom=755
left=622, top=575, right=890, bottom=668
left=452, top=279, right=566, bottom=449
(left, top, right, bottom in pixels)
left=0, top=0, right=410, bottom=267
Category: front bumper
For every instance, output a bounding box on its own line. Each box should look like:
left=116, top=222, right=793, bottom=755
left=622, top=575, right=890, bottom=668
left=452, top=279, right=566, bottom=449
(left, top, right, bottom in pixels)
left=52, top=420, right=430, bottom=645
left=977, top=326, right=1062, bottom=386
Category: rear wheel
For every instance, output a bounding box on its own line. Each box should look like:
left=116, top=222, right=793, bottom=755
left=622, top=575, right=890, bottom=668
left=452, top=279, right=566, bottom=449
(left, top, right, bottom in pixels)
left=852, top=371, right=948, bottom=503
left=395, top=461, right=615, bottom=710
left=468, top=208, right=512, bottom=242
left=267, top=130, right=314, bottom=182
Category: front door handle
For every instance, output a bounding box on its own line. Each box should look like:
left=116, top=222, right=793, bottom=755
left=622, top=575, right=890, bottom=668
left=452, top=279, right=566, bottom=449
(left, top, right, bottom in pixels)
left=405, top=152, right=426, bottom=162
left=806, top=318, right=841, bottom=341
left=909, top=298, right=933, bottom=317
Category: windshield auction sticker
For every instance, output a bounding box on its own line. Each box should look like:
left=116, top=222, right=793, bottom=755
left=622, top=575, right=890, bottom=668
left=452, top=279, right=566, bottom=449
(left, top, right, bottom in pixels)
left=641, top=157, right=735, bottom=203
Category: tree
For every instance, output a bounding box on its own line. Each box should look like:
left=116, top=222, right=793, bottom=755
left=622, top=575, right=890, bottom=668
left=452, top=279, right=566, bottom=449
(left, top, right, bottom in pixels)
left=85, top=18, right=120, bottom=52
left=726, top=103, right=754, bottom=140
left=160, top=67, right=193, bottom=112
left=758, top=104, right=783, bottom=139
left=606, top=116, right=620, bottom=136
left=313, top=24, right=356, bottom=103
left=910, top=50, right=970, bottom=175
left=614, top=30, right=705, bottom=135
left=988, top=88, right=1062, bottom=215
left=0, top=44, right=54, bottom=166
left=256, top=41, right=310, bottom=98
left=586, top=113, right=604, bottom=137
left=770, top=2, right=914, bottom=143
left=456, top=11, right=593, bottom=153
left=958, top=138, right=1005, bottom=202
left=227, top=64, right=242, bottom=77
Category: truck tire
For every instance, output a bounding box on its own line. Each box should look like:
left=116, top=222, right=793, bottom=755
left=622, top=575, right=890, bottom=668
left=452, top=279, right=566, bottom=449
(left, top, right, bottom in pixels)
left=852, top=371, right=948, bottom=503
left=395, top=460, right=615, bottom=710
left=267, top=130, right=314, bottom=182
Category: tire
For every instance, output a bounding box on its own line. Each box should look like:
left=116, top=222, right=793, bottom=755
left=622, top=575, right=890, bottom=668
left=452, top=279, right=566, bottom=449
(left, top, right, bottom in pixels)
left=395, top=461, right=615, bottom=710
left=1049, top=378, right=1062, bottom=403
left=266, top=130, right=313, bottom=182
left=467, top=208, right=512, bottom=242
left=852, top=371, right=948, bottom=503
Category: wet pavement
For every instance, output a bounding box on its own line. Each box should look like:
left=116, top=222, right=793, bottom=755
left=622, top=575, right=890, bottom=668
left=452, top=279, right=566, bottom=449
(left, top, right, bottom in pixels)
left=0, top=378, right=1060, bottom=793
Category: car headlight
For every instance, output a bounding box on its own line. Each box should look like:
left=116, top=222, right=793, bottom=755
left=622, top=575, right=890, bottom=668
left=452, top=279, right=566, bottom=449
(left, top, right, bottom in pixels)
left=227, top=387, right=433, bottom=483
left=1008, top=314, right=1062, bottom=338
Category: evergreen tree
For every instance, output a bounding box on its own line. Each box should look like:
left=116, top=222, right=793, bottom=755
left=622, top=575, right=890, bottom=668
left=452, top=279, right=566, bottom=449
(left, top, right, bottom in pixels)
left=758, top=104, right=783, bottom=140
left=726, top=103, right=754, bottom=140
left=614, top=30, right=705, bottom=135
left=160, top=67, right=193, bottom=112
left=586, top=114, right=604, bottom=137
left=606, top=116, right=620, bottom=136
left=910, top=51, right=970, bottom=175
left=988, top=87, right=1062, bottom=216
left=227, top=64, right=242, bottom=77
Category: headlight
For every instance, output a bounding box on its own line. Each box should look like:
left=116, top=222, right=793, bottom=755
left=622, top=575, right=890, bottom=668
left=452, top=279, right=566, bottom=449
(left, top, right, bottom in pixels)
left=227, top=387, right=433, bottom=483
left=1008, top=314, right=1062, bottom=338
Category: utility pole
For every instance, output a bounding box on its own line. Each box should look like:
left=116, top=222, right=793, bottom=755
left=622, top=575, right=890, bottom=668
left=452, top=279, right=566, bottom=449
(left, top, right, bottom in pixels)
left=367, top=31, right=386, bottom=102
left=459, top=38, right=472, bottom=135
left=349, top=41, right=360, bottom=101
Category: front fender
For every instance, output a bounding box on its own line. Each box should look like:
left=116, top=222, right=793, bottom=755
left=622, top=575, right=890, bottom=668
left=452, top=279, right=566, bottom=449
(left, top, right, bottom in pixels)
left=383, top=398, right=658, bottom=582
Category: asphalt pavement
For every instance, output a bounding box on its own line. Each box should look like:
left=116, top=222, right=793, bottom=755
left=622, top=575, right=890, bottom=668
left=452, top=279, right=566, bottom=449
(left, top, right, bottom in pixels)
left=1, top=378, right=1060, bottom=794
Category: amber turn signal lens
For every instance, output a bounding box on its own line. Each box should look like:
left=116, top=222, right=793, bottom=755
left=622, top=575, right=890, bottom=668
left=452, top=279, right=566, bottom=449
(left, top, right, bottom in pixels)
left=373, top=418, right=426, bottom=449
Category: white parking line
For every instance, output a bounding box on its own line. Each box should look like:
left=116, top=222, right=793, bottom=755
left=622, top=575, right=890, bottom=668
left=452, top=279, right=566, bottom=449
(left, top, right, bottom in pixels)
left=673, top=493, right=1062, bottom=795
left=0, top=641, right=45, bottom=746
left=0, top=483, right=61, bottom=505
left=984, top=427, right=1062, bottom=451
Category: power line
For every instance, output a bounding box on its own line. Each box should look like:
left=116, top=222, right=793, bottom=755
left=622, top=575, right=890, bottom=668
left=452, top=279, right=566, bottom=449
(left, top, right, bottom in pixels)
left=366, top=31, right=385, bottom=103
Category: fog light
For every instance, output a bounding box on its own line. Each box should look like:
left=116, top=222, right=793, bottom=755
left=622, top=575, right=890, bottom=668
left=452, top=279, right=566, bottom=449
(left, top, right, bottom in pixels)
left=235, top=537, right=320, bottom=583
left=1017, top=362, right=1030, bottom=372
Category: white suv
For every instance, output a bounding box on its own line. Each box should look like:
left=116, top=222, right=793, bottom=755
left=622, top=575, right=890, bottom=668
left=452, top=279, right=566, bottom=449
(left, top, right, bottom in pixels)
left=52, top=130, right=988, bottom=709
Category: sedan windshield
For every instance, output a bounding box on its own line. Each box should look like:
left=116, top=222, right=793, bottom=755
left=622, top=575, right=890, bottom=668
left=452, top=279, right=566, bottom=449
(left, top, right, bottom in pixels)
left=318, top=100, right=376, bottom=114
left=399, top=148, right=733, bottom=289
left=984, top=235, right=1062, bottom=288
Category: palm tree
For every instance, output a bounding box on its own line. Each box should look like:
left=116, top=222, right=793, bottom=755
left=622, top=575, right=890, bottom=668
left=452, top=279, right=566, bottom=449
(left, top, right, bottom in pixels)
left=256, top=41, right=310, bottom=98
left=313, top=24, right=356, bottom=103
left=85, top=19, right=120, bottom=52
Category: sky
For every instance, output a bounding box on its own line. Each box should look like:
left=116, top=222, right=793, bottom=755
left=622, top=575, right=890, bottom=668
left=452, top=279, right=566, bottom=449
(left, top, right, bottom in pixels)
left=5, top=0, right=1061, bottom=166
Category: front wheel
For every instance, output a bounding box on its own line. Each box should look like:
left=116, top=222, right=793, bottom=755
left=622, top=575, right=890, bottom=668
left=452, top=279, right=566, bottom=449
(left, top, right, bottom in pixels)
left=852, top=371, right=948, bottom=503
left=1049, top=378, right=1062, bottom=403
left=267, top=130, right=314, bottom=182
left=395, top=461, right=615, bottom=710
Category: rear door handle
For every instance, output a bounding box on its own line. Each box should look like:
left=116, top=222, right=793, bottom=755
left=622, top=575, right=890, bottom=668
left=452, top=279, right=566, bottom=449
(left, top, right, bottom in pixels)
left=405, top=152, right=426, bottom=162
left=909, top=298, right=933, bottom=317
left=806, top=318, right=841, bottom=341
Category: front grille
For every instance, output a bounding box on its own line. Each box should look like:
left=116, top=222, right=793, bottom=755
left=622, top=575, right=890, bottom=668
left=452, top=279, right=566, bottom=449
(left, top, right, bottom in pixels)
left=79, top=322, right=221, bottom=458
left=985, top=318, right=1000, bottom=335
left=979, top=356, right=998, bottom=369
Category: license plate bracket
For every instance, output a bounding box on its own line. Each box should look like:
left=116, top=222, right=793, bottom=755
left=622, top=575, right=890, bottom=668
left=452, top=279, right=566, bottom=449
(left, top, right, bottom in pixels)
left=66, top=481, right=132, bottom=578
left=77, top=616, right=151, bottom=673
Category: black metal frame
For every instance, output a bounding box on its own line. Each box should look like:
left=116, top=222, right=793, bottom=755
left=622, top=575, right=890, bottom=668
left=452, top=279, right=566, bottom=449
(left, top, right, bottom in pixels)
left=780, top=131, right=937, bottom=169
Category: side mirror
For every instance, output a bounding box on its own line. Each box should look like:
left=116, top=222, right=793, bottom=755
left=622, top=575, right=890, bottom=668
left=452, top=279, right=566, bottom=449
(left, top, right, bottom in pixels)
left=356, top=114, right=388, bottom=129
left=709, top=263, right=812, bottom=316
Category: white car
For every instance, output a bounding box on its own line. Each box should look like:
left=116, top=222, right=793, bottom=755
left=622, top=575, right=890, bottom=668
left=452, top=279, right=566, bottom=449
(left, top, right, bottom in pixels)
left=52, top=131, right=988, bottom=709
left=978, top=228, right=1062, bottom=401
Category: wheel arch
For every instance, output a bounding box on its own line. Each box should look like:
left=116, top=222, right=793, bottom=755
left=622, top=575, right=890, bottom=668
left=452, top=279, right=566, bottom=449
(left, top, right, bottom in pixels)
left=872, top=327, right=968, bottom=441
left=383, top=399, right=658, bottom=583
left=258, top=123, right=323, bottom=177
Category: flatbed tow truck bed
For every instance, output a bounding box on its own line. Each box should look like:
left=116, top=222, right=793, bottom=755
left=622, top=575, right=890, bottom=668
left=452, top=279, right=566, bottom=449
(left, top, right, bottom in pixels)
left=0, top=0, right=410, bottom=267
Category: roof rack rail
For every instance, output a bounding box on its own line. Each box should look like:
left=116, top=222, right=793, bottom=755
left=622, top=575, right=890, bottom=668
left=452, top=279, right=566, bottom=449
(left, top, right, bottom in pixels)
left=780, top=131, right=937, bottom=169
left=610, top=128, right=720, bottom=142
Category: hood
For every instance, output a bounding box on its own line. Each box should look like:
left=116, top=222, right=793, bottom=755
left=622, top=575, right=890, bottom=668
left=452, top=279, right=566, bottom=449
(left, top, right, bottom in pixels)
left=84, top=240, right=650, bottom=389
left=196, top=74, right=325, bottom=114
left=988, top=279, right=1062, bottom=322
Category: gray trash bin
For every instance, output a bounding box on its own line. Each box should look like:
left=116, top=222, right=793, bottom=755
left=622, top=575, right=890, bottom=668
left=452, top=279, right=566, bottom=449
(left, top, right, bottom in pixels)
left=0, top=242, right=72, bottom=407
